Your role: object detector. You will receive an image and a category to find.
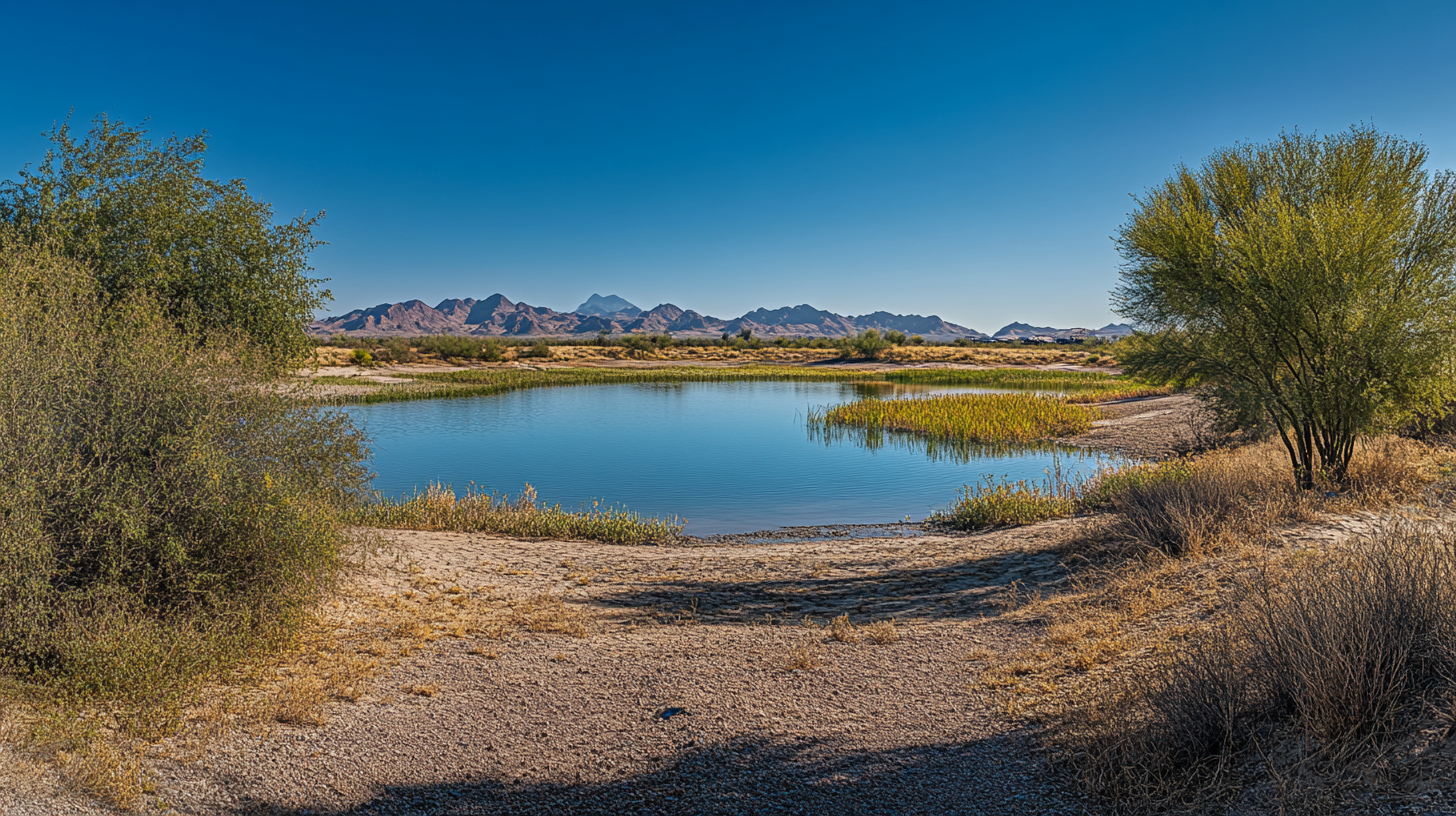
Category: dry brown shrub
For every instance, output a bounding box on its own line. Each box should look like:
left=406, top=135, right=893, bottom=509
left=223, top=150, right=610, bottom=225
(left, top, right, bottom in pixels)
left=269, top=676, right=328, bottom=726
left=1342, top=437, right=1436, bottom=501
left=783, top=643, right=823, bottom=671
left=54, top=742, right=151, bottom=809
left=827, top=614, right=859, bottom=643
left=1062, top=521, right=1456, bottom=811
left=1105, top=442, right=1313, bottom=557
left=862, top=620, right=899, bottom=645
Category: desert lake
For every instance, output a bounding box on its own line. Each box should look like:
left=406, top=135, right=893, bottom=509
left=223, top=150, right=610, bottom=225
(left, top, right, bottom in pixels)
left=343, top=380, right=1119, bottom=535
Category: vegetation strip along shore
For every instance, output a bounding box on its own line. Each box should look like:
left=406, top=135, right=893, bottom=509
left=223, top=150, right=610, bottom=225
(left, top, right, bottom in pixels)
left=355, top=484, right=685, bottom=545
left=320, top=364, right=1169, bottom=405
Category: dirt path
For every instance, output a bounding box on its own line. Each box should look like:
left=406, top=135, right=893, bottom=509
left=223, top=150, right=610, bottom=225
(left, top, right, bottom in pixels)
left=1064, top=394, right=1206, bottom=458
left=132, top=525, right=1092, bottom=815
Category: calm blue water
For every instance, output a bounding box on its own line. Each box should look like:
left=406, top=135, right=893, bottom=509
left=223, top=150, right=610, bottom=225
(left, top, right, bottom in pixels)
left=342, top=382, right=1117, bottom=535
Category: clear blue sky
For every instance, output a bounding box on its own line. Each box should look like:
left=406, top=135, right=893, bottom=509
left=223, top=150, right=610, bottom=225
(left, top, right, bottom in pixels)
left=3, top=1, right=1454, bottom=332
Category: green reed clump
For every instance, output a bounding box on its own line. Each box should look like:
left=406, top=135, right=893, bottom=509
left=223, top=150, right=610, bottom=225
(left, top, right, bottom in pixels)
left=359, top=484, right=683, bottom=545
left=885, top=368, right=1169, bottom=401
left=930, top=475, right=1082, bottom=530
left=928, top=456, right=1198, bottom=532
left=0, top=239, right=370, bottom=715
left=810, top=392, right=1097, bottom=444
left=1079, top=460, right=1196, bottom=509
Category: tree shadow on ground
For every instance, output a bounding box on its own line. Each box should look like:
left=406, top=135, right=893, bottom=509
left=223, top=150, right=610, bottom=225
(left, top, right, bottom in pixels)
left=588, top=540, right=1088, bottom=625
left=233, top=732, right=1088, bottom=816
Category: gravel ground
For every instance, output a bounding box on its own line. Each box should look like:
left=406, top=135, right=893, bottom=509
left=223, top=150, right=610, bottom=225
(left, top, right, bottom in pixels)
left=1063, top=394, right=1207, bottom=458
left=6, top=519, right=1097, bottom=815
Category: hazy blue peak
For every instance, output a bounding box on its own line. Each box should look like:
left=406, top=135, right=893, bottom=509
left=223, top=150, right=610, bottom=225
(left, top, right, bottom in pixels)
left=575, top=293, right=641, bottom=316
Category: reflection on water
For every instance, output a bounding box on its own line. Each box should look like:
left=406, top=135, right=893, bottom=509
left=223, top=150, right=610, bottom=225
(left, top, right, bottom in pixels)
left=844, top=381, right=1081, bottom=400
left=344, top=381, right=1120, bottom=535
left=805, top=421, right=1074, bottom=466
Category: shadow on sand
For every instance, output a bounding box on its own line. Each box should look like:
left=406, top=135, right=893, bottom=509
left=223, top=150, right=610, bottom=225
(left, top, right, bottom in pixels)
left=233, top=733, right=1086, bottom=815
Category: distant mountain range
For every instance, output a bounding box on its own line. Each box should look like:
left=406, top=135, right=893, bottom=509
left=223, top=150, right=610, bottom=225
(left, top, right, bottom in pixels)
left=992, top=322, right=1133, bottom=341
left=309, top=293, right=1132, bottom=342
left=575, top=293, right=641, bottom=317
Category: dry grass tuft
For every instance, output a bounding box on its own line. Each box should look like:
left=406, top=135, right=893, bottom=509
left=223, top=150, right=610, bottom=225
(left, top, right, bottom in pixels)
left=510, top=594, right=592, bottom=638
left=54, top=742, right=151, bottom=810
left=268, top=676, right=328, bottom=726
left=783, top=643, right=824, bottom=671
left=827, top=614, right=859, bottom=643
left=1343, top=437, right=1437, bottom=502
left=862, top=620, right=899, bottom=645
left=1099, top=442, right=1313, bottom=556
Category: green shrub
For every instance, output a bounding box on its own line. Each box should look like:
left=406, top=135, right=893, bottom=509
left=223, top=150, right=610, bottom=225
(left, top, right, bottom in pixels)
left=841, top=329, right=892, bottom=359
left=885, top=330, right=908, bottom=345
left=351, top=348, right=373, bottom=366
left=375, top=337, right=418, bottom=364
left=0, top=240, right=369, bottom=710
left=620, top=335, right=654, bottom=357
left=516, top=339, right=555, bottom=359
left=415, top=335, right=502, bottom=361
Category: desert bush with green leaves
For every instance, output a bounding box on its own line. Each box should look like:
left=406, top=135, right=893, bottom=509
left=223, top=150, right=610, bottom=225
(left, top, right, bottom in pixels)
left=359, top=483, right=683, bottom=544
left=0, top=239, right=370, bottom=713
left=414, top=334, right=503, bottom=361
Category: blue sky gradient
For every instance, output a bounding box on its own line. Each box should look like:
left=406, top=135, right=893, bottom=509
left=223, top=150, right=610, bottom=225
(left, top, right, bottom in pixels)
left=2, top=1, right=1454, bottom=331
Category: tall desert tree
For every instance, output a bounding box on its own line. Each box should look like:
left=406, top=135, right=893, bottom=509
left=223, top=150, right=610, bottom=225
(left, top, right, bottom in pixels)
left=0, top=114, right=329, bottom=368
left=1115, top=126, right=1456, bottom=489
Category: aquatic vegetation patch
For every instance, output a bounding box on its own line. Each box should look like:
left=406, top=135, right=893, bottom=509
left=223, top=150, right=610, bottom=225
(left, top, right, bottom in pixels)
left=931, top=475, right=1083, bottom=530
left=809, top=392, right=1097, bottom=445
left=321, top=365, right=1170, bottom=405
left=358, top=483, right=684, bottom=545
left=883, top=369, right=1171, bottom=401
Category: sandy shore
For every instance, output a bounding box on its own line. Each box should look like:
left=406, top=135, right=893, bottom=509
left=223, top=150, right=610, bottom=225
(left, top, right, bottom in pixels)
left=136, top=524, right=1094, bottom=815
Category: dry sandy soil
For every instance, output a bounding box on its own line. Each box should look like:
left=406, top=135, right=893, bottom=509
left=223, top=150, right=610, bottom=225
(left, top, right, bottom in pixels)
left=2, top=398, right=1210, bottom=816
left=7, top=523, right=1097, bottom=815
left=1063, top=394, right=1207, bottom=459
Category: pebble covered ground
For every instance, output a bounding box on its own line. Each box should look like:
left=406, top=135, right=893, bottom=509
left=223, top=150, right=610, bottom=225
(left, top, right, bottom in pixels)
left=5, top=520, right=1097, bottom=815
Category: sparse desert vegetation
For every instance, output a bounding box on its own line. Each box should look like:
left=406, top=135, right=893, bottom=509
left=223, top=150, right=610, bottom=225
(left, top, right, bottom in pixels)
left=312, top=333, right=1123, bottom=369
left=7, top=107, right=1456, bottom=816
left=357, top=483, right=685, bottom=545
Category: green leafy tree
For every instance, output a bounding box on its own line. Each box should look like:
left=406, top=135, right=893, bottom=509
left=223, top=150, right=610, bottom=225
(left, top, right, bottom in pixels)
left=1115, top=126, right=1456, bottom=488
left=844, top=329, right=891, bottom=359
left=0, top=115, right=329, bottom=368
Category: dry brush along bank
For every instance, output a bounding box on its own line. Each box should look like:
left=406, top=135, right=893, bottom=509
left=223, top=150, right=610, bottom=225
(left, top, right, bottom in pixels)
left=8, top=434, right=1455, bottom=814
